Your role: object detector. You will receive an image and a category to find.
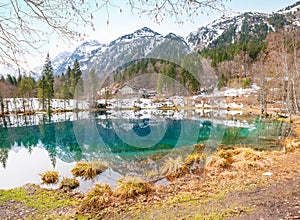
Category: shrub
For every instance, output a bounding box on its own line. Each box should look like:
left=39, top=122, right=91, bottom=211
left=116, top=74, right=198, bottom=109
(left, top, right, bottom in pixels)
left=113, top=176, right=152, bottom=199
left=160, top=156, right=187, bottom=180
left=79, top=183, right=112, bottom=212
left=145, top=170, right=159, bottom=179
left=185, top=153, right=203, bottom=166
left=206, top=148, right=266, bottom=176
left=40, top=171, right=59, bottom=184
left=231, top=148, right=264, bottom=170
left=71, top=161, right=108, bottom=180
left=59, top=177, right=79, bottom=190
left=193, top=143, right=205, bottom=154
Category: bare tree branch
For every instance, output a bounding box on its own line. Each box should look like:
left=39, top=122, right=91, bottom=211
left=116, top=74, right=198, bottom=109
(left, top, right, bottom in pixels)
left=0, top=0, right=228, bottom=68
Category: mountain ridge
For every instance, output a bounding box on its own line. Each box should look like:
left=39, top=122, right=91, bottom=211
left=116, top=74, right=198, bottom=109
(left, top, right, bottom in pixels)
left=1, top=2, right=299, bottom=79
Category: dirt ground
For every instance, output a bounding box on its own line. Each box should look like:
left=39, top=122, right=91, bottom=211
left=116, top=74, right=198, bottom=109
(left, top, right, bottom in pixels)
left=1, top=152, right=300, bottom=220
left=106, top=149, right=300, bottom=220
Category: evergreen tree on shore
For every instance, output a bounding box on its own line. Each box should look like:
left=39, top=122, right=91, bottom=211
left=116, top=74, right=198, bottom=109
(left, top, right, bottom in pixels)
left=38, top=53, right=54, bottom=113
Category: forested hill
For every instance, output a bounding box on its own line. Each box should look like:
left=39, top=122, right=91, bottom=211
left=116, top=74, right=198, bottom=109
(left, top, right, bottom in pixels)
left=0, top=2, right=299, bottom=102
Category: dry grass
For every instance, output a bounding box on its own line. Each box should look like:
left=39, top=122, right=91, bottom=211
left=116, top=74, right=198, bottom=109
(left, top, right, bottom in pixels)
left=79, top=183, right=112, bottom=213
left=160, top=156, right=187, bottom=180
left=184, top=153, right=204, bottom=175
left=71, top=161, right=108, bottom=180
left=184, top=153, right=203, bottom=167
left=284, top=137, right=300, bottom=153
left=113, top=176, right=152, bottom=199
left=206, top=148, right=268, bottom=176
left=193, top=143, right=205, bottom=154
left=40, top=171, right=59, bottom=184
left=59, top=177, right=80, bottom=190
left=145, top=170, right=159, bottom=179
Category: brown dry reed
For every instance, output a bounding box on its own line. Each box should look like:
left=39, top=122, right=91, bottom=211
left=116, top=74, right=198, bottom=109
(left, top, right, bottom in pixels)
left=113, top=175, right=152, bottom=199
left=79, top=183, right=112, bottom=212
left=71, top=161, right=108, bottom=180
left=40, top=170, right=59, bottom=184
left=59, top=177, right=79, bottom=190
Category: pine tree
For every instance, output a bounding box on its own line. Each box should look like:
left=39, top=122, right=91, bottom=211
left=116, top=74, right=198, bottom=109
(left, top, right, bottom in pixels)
left=66, top=66, right=72, bottom=86
left=38, top=53, right=54, bottom=113
left=18, top=77, right=36, bottom=112
left=58, top=73, right=72, bottom=100
left=70, top=59, right=83, bottom=97
left=88, top=68, right=99, bottom=107
left=6, top=74, right=14, bottom=85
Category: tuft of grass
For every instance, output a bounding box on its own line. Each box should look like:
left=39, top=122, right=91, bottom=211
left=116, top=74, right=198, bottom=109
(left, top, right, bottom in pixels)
left=59, top=177, right=80, bottom=190
left=231, top=148, right=264, bottom=170
left=71, top=161, right=108, bottom=180
left=193, top=143, right=205, bottom=154
left=40, top=171, right=59, bottom=184
left=113, top=176, right=152, bottom=199
left=160, top=156, right=187, bottom=180
left=184, top=153, right=204, bottom=175
left=206, top=148, right=267, bottom=175
left=184, top=153, right=203, bottom=167
left=79, top=183, right=112, bottom=213
left=145, top=170, right=159, bottom=179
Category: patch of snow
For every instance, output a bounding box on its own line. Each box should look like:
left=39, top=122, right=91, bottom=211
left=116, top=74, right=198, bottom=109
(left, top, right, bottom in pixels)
left=0, top=63, right=19, bottom=78
left=262, top=172, right=273, bottom=176
left=278, top=4, right=300, bottom=14
left=293, top=20, right=300, bottom=26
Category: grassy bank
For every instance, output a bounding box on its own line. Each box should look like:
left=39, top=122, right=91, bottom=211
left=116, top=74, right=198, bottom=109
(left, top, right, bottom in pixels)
left=1, top=144, right=299, bottom=219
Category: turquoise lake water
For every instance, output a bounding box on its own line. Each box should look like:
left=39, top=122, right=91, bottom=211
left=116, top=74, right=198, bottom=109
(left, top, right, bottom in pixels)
left=0, top=112, right=291, bottom=190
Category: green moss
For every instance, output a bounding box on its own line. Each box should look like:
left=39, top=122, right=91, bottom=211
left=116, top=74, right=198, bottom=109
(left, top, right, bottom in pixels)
left=0, top=184, right=79, bottom=219
left=0, top=188, right=28, bottom=203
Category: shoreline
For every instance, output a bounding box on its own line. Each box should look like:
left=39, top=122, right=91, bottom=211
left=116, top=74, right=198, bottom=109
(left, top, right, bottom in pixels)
left=1, top=93, right=300, bottom=219
left=1, top=142, right=300, bottom=219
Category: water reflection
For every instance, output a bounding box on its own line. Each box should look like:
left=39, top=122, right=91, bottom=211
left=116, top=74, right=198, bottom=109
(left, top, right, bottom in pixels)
left=0, top=111, right=291, bottom=189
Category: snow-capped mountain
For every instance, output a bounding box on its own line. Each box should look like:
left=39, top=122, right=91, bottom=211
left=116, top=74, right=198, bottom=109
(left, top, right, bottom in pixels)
left=52, top=41, right=105, bottom=75
left=187, top=12, right=275, bottom=50
left=0, top=63, right=20, bottom=79
left=47, top=27, right=190, bottom=76
left=278, top=1, right=300, bottom=27
left=33, top=51, right=72, bottom=76
left=278, top=1, right=300, bottom=14
left=187, top=2, right=300, bottom=51
left=28, top=2, right=299, bottom=77
left=91, top=27, right=190, bottom=74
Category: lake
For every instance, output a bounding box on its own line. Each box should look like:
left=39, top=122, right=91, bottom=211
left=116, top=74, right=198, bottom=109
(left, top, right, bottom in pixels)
left=0, top=110, right=291, bottom=190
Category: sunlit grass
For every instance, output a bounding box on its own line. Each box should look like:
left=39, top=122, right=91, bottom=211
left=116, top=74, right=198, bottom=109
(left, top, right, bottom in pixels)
left=71, top=161, right=108, bottom=180
left=184, top=153, right=203, bottom=167
left=113, top=176, right=152, bottom=199
left=145, top=170, right=159, bottom=179
left=160, top=156, right=186, bottom=180
left=0, top=184, right=79, bottom=218
left=79, top=183, right=112, bottom=213
left=206, top=148, right=267, bottom=175
left=40, top=171, right=59, bottom=184
left=59, top=177, right=79, bottom=190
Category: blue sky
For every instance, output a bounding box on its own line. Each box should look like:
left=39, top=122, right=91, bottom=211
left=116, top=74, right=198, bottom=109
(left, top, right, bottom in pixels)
left=31, top=0, right=297, bottom=67
left=89, top=0, right=297, bottom=44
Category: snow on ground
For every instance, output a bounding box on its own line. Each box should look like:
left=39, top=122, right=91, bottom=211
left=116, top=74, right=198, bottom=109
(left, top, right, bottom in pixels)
left=209, top=84, right=259, bottom=98
left=0, top=85, right=260, bottom=128
left=278, top=4, right=300, bottom=14
left=1, top=98, right=89, bottom=112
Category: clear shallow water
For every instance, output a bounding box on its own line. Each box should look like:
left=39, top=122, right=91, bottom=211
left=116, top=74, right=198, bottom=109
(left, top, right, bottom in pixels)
left=0, top=111, right=291, bottom=190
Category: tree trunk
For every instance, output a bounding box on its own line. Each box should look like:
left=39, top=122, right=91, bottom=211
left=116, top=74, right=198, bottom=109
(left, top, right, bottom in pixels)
left=47, top=98, right=51, bottom=116
left=292, top=80, right=298, bottom=113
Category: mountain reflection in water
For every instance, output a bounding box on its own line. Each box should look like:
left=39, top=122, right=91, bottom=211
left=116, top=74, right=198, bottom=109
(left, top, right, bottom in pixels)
left=0, top=111, right=291, bottom=190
